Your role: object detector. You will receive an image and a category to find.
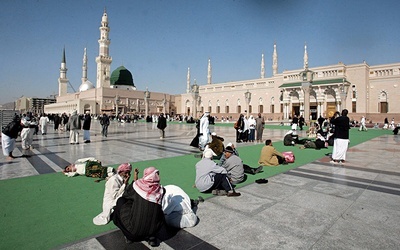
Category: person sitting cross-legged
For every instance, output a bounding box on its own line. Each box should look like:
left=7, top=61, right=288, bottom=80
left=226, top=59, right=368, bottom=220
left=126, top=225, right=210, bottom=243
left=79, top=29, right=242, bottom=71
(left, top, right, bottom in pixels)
left=195, top=149, right=241, bottom=197
left=219, top=146, right=263, bottom=184
left=258, top=139, right=286, bottom=167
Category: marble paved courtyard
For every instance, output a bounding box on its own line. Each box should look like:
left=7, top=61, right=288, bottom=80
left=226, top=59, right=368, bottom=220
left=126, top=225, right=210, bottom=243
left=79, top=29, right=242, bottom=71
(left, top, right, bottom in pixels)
left=1, top=121, right=400, bottom=249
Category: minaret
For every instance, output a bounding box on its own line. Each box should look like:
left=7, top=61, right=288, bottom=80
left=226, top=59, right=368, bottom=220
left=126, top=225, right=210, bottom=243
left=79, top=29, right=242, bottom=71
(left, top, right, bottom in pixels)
left=96, top=9, right=112, bottom=88
left=261, top=53, right=265, bottom=78
left=207, top=58, right=212, bottom=85
left=303, top=43, right=308, bottom=69
left=272, top=42, right=278, bottom=76
left=58, top=47, right=68, bottom=96
left=186, top=67, right=191, bottom=93
left=81, top=48, right=88, bottom=85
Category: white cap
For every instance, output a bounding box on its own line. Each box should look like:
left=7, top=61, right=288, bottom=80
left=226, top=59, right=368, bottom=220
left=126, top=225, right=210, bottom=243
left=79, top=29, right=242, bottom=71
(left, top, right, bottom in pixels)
left=227, top=142, right=233, bottom=147
left=211, top=132, right=217, bottom=136
left=203, top=150, right=214, bottom=159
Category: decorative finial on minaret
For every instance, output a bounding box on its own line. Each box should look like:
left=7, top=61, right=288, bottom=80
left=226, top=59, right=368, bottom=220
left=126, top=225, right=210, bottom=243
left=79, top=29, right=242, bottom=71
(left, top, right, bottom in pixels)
left=261, top=53, right=265, bottom=78
left=303, top=42, right=308, bottom=69
left=207, top=58, right=212, bottom=85
left=186, top=67, right=191, bottom=93
left=272, top=42, right=278, bottom=76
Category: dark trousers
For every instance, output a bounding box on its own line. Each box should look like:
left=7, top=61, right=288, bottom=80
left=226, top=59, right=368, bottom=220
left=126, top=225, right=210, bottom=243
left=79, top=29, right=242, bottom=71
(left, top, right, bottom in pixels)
left=207, top=173, right=233, bottom=192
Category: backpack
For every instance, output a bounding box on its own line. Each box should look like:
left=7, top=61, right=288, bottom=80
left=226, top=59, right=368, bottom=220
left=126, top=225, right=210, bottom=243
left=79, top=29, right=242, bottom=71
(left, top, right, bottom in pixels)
left=234, top=121, right=239, bottom=130
left=282, top=151, right=295, bottom=163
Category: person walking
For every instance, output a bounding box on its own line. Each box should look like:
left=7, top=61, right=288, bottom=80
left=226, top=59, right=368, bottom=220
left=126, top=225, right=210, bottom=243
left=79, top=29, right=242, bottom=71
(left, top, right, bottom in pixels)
left=248, top=115, right=256, bottom=142
left=157, top=113, right=167, bottom=139
left=68, top=110, right=81, bottom=144
left=39, top=113, right=49, bottom=135
left=83, top=111, right=92, bottom=143
left=255, top=113, right=265, bottom=143
left=199, top=111, right=210, bottom=150
left=359, top=116, right=367, bottom=131
left=100, top=113, right=110, bottom=137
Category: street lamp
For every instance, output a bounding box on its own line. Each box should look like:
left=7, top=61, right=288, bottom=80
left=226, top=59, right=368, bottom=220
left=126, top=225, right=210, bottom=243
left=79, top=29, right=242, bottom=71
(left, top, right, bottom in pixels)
left=144, top=88, right=150, bottom=118
left=114, top=95, right=120, bottom=116
left=339, top=78, right=350, bottom=111
left=301, top=66, right=313, bottom=124
left=191, top=83, right=199, bottom=117
left=244, top=90, right=251, bottom=118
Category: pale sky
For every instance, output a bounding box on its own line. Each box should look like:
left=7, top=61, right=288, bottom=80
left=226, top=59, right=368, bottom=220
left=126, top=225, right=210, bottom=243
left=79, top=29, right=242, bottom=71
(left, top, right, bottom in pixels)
left=1, top=0, right=399, bottom=104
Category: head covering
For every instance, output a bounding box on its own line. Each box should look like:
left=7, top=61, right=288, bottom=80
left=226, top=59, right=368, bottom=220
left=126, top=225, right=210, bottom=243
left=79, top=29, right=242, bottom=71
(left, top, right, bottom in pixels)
left=226, top=142, right=233, bottom=147
left=224, top=146, right=234, bottom=154
left=72, top=110, right=77, bottom=115
left=117, top=163, right=132, bottom=173
left=211, top=132, right=217, bottom=136
left=133, top=167, right=163, bottom=204
left=203, top=149, right=214, bottom=159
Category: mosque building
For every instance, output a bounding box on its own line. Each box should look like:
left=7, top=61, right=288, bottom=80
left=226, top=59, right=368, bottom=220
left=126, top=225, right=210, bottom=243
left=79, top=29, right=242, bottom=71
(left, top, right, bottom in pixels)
left=44, top=9, right=400, bottom=125
left=181, top=42, right=400, bottom=123
left=44, top=10, right=176, bottom=116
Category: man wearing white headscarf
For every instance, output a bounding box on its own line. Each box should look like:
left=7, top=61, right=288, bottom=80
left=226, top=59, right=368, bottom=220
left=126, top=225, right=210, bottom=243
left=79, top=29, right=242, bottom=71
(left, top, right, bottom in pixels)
left=199, top=112, right=210, bottom=150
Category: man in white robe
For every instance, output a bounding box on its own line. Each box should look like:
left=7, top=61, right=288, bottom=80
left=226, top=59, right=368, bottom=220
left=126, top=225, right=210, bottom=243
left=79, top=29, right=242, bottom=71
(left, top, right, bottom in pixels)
left=93, top=163, right=136, bottom=225
left=199, top=112, right=210, bottom=150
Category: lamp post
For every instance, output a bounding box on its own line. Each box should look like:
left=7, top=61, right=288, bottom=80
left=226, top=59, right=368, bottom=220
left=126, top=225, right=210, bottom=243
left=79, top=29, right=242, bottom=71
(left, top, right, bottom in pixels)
left=191, top=83, right=199, bottom=117
left=144, top=88, right=150, bottom=118
left=244, top=90, right=251, bottom=118
left=300, top=66, right=313, bottom=124
left=339, top=78, right=350, bottom=111
left=114, top=95, right=120, bottom=117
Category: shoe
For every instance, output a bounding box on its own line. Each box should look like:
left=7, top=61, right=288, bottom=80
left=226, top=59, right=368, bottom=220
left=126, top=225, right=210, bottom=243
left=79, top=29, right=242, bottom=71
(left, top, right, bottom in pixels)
left=254, top=166, right=263, bottom=174
left=255, top=178, right=268, bottom=184
left=227, top=191, right=241, bottom=197
left=217, top=190, right=228, bottom=196
left=329, top=160, right=337, bottom=164
left=124, top=236, right=132, bottom=244
left=197, top=196, right=205, bottom=203
left=212, top=189, right=219, bottom=195
left=147, top=237, right=157, bottom=247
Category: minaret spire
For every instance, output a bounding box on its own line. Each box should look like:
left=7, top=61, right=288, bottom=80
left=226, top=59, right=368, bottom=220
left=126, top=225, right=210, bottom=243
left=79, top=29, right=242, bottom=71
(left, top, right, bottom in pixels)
left=81, top=48, right=88, bottom=84
left=58, top=47, right=68, bottom=96
left=272, top=42, right=278, bottom=76
left=207, top=58, right=212, bottom=85
left=96, top=9, right=112, bottom=88
left=261, top=53, right=265, bottom=78
left=186, top=67, right=191, bottom=93
left=303, top=42, right=308, bottom=69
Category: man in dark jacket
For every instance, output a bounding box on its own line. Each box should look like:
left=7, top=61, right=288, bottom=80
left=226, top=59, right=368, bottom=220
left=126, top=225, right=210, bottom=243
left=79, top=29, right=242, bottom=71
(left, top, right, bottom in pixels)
left=82, top=111, right=91, bottom=143
left=157, top=113, right=167, bottom=139
left=100, top=113, right=110, bottom=137
left=330, top=109, right=350, bottom=164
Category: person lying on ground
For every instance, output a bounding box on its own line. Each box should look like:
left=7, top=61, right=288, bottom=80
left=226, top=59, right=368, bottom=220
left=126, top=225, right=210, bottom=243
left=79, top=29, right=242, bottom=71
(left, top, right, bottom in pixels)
left=93, top=163, right=138, bottom=225
left=62, top=157, right=115, bottom=179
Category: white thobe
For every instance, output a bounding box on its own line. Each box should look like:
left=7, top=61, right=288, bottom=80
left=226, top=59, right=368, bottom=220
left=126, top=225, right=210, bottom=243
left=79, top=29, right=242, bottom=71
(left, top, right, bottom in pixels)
left=93, top=174, right=126, bottom=225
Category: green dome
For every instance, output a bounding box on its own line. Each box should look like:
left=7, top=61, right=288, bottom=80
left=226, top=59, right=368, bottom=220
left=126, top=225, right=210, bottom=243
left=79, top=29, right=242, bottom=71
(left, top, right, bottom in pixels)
left=110, top=66, right=135, bottom=87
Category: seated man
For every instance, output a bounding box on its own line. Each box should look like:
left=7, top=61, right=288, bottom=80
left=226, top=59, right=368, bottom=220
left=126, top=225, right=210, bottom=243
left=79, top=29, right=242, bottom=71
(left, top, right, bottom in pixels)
left=283, top=130, right=298, bottom=146
left=162, top=185, right=204, bottom=228
left=219, top=142, right=263, bottom=175
left=207, top=132, right=225, bottom=157
left=258, top=139, right=286, bottom=166
left=63, top=157, right=115, bottom=179
left=195, top=149, right=241, bottom=197
left=93, top=163, right=138, bottom=226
